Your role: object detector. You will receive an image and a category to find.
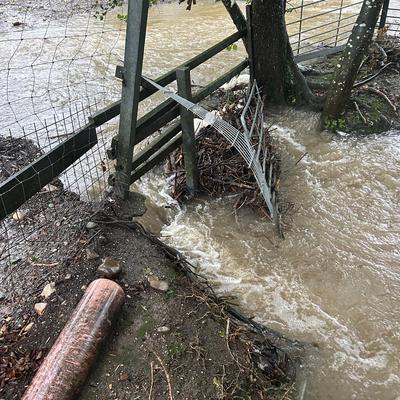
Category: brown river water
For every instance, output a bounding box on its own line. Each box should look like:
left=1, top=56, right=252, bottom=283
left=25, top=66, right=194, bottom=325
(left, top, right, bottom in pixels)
left=1, top=1, right=400, bottom=399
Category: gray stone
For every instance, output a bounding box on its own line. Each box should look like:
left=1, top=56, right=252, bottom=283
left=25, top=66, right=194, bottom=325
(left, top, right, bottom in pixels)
left=40, top=282, right=56, bottom=299
left=148, top=276, right=169, bottom=292
left=34, top=302, right=47, bottom=316
left=86, top=221, right=98, bottom=229
left=12, top=210, right=27, bottom=221
left=97, top=257, right=122, bottom=279
left=157, top=326, right=170, bottom=333
left=97, top=235, right=108, bottom=246
left=86, top=248, right=99, bottom=260
left=112, top=191, right=147, bottom=220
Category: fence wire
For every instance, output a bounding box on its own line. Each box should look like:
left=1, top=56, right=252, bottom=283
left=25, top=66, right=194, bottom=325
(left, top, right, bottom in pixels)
left=0, top=0, right=127, bottom=302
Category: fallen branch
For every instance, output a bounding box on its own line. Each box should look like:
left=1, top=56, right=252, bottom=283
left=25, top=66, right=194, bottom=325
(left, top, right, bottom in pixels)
left=375, top=42, right=388, bottom=63
left=151, top=351, right=174, bottom=400
left=353, top=62, right=392, bottom=88
left=148, top=361, right=154, bottom=400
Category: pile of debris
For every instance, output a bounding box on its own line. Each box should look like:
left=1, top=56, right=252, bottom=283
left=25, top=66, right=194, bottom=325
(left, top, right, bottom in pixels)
left=0, top=322, right=43, bottom=392
left=166, top=93, right=280, bottom=220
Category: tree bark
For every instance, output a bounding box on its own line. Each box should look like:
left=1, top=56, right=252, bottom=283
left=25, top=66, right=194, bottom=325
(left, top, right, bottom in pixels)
left=251, top=0, right=289, bottom=104
left=250, top=0, right=315, bottom=106
left=321, top=0, right=384, bottom=126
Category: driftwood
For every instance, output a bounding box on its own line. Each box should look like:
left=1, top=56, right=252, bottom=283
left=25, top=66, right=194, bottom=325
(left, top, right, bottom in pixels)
left=165, top=101, right=280, bottom=219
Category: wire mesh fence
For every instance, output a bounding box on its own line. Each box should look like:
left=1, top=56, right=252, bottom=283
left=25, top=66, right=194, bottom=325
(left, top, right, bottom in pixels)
left=387, top=3, right=400, bottom=35
left=286, top=0, right=364, bottom=57
left=0, top=0, right=128, bottom=301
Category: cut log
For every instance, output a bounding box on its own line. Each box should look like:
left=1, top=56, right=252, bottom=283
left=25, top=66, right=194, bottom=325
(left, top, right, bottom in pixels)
left=22, top=279, right=125, bottom=400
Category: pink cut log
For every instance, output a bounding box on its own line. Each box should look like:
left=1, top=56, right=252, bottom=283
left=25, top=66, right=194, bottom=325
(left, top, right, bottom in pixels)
left=22, top=278, right=125, bottom=400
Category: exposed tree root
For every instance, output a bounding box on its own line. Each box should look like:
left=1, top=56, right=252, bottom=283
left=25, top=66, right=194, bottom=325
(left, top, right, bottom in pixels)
left=362, top=86, right=397, bottom=111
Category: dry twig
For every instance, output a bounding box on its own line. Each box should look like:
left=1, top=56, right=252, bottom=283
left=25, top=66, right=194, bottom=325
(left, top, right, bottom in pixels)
left=151, top=351, right=174, bottom=400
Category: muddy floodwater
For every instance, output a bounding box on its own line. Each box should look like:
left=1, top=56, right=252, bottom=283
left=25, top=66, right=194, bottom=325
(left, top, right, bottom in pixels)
left=141, top=4, right=400, bottom=400
left=1, top=1, right=400, bottom=399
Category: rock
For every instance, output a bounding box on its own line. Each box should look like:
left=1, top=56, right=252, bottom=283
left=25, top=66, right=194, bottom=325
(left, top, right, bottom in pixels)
left=97, top=257, right=122, bottom=279
left=12, top=210, right=27, bottom=221
left=0, top=304, right=12, bottom=316
left=157, top=326, right=170, bottom=333
left=64, top=274, right=72, bottom=280
left=112, top=191, right=147, bottom=219
left=42, top=184, right=58, bottom=193
left=22, top=322, right=34, bottom=333
left=97, top=234, right=108, bottom=246
left=119, top=372, right=129, bottom=381
left=34, top=302, right=47, bottom=316
left=148, top=276, right=169, bottom=292
left=40, top=282, right=56, bottom=299
left=86, top=248, right=99, bottom=260
left=0, top=290, right=5, bottom=301
left=86, top=221, right=98, bottom=229
left=81, top=285, right=87, bottom=291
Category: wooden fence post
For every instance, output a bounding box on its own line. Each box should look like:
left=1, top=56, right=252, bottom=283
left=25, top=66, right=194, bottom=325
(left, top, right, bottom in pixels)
left=115, top=0, right=149, bottom=199
left=176, top=67, right=200, bottom=195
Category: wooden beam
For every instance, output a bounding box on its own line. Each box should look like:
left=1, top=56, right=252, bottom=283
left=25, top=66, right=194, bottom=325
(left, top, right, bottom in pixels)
left=114, top=0, right=149, bottom=199
left=89, top=30, right=245, bottom=128
left=294, top=44, right=346, bottom=63
left=135, top=99, right=179, bottom=144
left=177, top=67, right=199, bottom=195
left=0, top=125, right=97, bottom=221
left=130, top=134, right=182, bottom=183
left=131, top=122, right=181, bottom=171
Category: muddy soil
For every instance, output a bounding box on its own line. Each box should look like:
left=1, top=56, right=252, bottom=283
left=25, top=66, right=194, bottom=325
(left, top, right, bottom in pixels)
left=77, top=216, right=296, bottom=400
left=0, top=131, right=296, bottom=400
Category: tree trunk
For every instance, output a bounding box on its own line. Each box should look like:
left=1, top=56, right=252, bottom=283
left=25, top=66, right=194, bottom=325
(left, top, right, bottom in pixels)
left=251, top=0, right=289, bottom=104
left=321, top=0, right=384, bottom=126
left=250, top=0, right=315, bottom=106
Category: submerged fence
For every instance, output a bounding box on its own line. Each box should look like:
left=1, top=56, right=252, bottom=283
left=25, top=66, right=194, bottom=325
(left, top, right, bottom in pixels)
left=0, top=0, right=399, bottom=302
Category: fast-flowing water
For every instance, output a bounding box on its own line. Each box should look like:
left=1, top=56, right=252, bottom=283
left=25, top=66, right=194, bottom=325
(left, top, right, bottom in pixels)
left=1, top=1, right=400, bottom=399
left=140, top=4, right=400, bottom=400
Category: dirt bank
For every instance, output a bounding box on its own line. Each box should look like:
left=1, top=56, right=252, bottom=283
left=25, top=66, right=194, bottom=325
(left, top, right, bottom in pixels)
left=0, top=135, right=298, bottom=400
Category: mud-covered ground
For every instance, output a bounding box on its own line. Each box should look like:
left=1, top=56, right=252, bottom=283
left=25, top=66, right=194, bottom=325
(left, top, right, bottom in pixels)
left=0, top=194, right=297, bottom=399
left=0, top=134, right=297, bottom=399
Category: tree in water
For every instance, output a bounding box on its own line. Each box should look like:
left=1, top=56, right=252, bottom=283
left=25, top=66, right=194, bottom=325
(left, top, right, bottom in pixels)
left=222, top=0, right=316, bottom=106
left=222, top=0, right=384, bottom=125
left=250, top=0, right=315, bottom=106
left=321, top=0, right=384, bottom=127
